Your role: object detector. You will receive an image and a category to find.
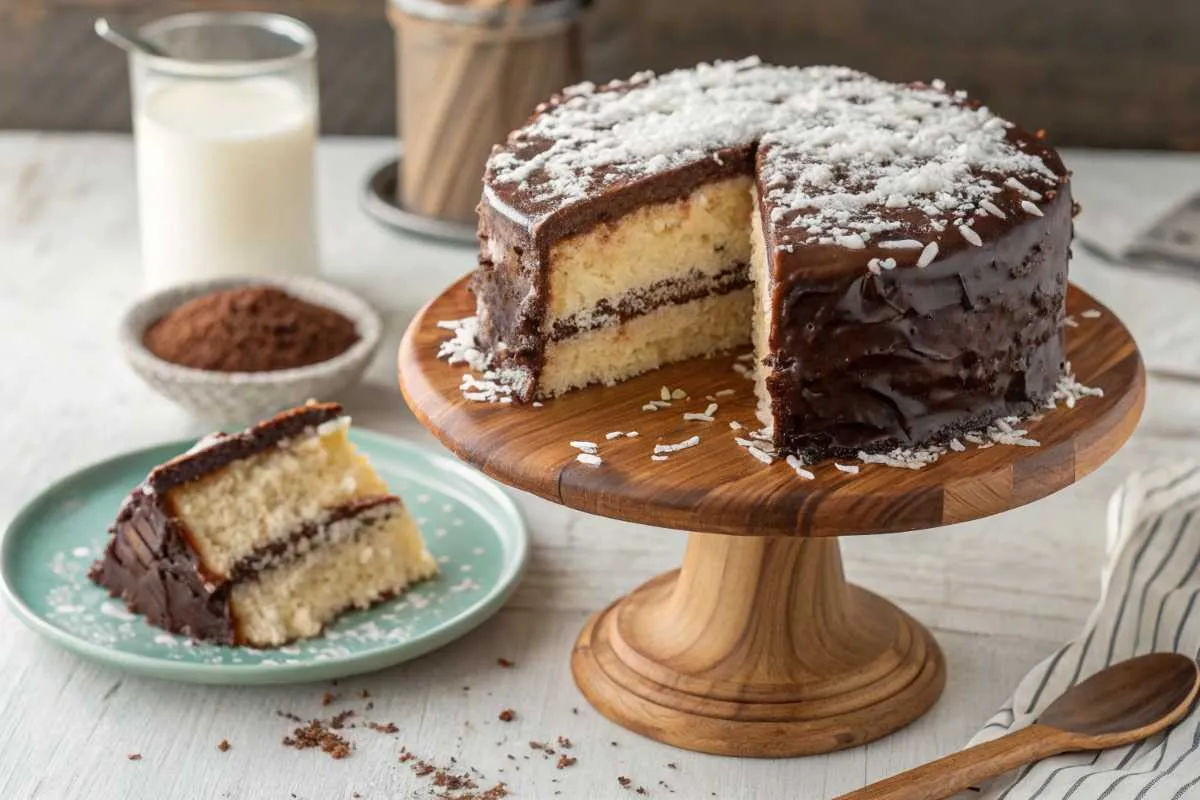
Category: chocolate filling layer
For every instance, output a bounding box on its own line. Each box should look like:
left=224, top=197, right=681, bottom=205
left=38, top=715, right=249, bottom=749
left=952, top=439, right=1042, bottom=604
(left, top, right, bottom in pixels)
left=548, top=263, right=751, bottom=342
left=226, top=497, right=400, bottom=583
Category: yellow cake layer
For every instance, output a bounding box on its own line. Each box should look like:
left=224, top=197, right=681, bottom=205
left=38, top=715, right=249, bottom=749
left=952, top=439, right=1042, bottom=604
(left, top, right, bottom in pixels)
left=751, top=188, right=776, bottom=432
left=169, top=420, right=389, bottom=577
left=537, top=288, right=753, bottom=398
left=230, top=508, right=437, bottom=647
left=545, top=175, right=754, bottom=325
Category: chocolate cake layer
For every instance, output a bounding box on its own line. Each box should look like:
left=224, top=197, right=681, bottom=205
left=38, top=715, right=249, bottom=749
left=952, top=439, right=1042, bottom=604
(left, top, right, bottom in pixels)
left=90, top=491, right=398, bottom=645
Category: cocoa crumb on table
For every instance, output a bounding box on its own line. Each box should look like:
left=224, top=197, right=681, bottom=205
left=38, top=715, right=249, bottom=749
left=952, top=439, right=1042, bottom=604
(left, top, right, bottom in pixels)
left=667, top=762, right=677, bottom=769
left=127, top=753, right=142, bottom=761
left=556, top=736, right=572, bottom=749
left=498, top=709, right=515, bottom=722
left=277, top=710, right=303, bottom=722
left=217, top=739, right=231, bottom=752
left=618, top=777, right=632, bottom=788
left=496, top=657, right=515, bottom=668
left=330, top=710, right=355, bottom=729
left=359, top=689, right=371, bottom=699
left=636, top=788, right=648, bottom=795
left=365, top=701, right=374, bottom=711
left=281, top=719, right=352, bottom=759
left=367, top=722, right=399, bottom=734
left=555, top=755, right=576, bottom=769
left=321, top=691, right=337, bottom=706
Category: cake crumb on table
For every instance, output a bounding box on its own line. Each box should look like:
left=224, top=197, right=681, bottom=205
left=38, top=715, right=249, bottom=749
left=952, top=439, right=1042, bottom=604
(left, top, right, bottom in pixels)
left=217, top=739, right=231, bottom=752
left=498, top=709, right=515, bottom=722
left=127, top=753, right=142, bottom=761
left=321, top=690, right=337, bottom=706
left=496, top=657, right=515, bottom=668
left=282, top=719, right=352, bottom=759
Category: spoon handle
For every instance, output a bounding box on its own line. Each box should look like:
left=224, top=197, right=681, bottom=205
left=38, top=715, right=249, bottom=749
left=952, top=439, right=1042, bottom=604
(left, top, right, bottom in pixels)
left=834, top=724, right=1071, bottom=800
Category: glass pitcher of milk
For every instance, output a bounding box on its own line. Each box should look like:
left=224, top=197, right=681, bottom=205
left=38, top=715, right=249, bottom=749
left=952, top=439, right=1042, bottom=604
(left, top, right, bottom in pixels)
left=130, top=12, right=320, bottom=290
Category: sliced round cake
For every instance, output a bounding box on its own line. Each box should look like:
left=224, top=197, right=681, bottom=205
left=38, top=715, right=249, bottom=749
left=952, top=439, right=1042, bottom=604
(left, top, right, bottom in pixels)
left=474, top=58, right=1073, bottom=460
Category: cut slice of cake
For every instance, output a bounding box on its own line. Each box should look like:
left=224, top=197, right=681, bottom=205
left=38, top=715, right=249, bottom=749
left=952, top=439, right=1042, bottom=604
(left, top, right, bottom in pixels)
left=89, top=402, right=437, bottom=646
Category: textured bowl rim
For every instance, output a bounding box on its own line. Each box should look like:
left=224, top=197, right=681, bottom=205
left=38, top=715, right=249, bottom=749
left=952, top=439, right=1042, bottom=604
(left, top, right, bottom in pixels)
left=120, top=275, right=384, bottom=386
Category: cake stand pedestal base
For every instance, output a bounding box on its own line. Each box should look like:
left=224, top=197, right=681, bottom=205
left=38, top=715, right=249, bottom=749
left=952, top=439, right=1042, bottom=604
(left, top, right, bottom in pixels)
left=571, top=532, right=946, bottom=757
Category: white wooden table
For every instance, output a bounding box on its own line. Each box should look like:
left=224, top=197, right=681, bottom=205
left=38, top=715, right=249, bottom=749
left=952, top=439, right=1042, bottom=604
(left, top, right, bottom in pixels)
left=2, top=132, right=1199, bottom=800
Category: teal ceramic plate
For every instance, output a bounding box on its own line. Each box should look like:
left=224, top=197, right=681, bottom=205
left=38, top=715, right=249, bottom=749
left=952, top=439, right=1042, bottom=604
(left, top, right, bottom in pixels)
left=1, top=429, right=527, bottom=685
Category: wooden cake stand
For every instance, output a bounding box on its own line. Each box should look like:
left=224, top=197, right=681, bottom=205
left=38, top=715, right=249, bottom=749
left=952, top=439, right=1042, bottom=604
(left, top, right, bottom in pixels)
left=398, top=277, right=1145, bottom=758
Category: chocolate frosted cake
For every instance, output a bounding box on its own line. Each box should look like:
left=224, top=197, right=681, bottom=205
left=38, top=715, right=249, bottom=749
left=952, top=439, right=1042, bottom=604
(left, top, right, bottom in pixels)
left=90, top=402, right=436, bottom=646
left=474, top=58, right=1073, bottom=459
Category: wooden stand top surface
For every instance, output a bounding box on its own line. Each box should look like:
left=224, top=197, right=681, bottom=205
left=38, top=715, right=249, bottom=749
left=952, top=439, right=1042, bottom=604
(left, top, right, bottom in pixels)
left=398, top=277, right=1144, bottom=538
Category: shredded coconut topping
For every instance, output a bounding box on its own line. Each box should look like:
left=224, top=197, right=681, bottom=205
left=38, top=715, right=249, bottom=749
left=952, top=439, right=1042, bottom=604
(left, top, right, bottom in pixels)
left=487, top=58, right=1060, bottom=260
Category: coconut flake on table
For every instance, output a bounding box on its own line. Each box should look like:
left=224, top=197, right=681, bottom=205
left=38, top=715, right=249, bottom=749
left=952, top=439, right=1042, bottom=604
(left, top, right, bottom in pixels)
left=576, top=453, right=602, bottom=466
left=746, top=446, right=774, bottom=465
left=569, top=441, right=598, bottom=453
left=1080, top=309, right=1102, bottom=319
left=786, top=455, right=815, bottom=480
left=654, top=435, right=701, bottom=454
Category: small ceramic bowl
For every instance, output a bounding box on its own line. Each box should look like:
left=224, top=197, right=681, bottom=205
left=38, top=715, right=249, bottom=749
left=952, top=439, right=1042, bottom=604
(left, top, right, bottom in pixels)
left=121, top=275, right=382, bottom=425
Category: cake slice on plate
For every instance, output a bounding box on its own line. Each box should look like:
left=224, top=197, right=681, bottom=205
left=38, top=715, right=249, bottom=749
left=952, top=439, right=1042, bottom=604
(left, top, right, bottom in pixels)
left=89, top=402, right=437, bottom=646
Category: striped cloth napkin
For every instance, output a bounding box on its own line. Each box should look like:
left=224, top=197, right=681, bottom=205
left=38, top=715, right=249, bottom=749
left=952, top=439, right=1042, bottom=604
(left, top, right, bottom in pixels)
left=965, top=461, right=1200, bottom=799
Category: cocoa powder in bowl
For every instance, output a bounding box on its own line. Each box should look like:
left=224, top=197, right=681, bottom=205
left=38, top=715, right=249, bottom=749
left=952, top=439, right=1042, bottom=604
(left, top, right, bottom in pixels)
left=143, top=286, right=360, bottom=372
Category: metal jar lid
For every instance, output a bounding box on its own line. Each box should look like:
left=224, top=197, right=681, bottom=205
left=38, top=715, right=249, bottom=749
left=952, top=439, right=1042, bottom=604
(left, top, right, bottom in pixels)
left=390, top=0, right=584, bottom=27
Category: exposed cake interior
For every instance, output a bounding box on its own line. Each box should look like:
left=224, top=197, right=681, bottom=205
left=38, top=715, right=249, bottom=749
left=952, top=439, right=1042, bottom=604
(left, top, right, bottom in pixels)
left=535, top=175, right=754, bottom=397
left=749, top=188, right=775, bottom=432
left=170, top=417, right=387, bottom=577
left=90, top=402, right=438, bottom=647
left=540, top=289, right=752, bottom=397
left=231, top=500, right=436, bottom=646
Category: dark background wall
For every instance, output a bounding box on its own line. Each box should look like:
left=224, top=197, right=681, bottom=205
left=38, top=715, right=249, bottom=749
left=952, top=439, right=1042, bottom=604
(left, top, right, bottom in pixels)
left=3, top=0, right=1199, bottom=149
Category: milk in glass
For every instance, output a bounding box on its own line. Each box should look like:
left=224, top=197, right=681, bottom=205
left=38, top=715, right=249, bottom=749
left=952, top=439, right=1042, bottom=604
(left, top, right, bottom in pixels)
left=130, top=13, right=320, bottom=290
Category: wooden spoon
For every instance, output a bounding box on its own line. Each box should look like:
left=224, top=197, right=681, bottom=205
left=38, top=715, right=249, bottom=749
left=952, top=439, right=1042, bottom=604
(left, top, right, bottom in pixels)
left=837, top=653, right=1200, bottom=800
